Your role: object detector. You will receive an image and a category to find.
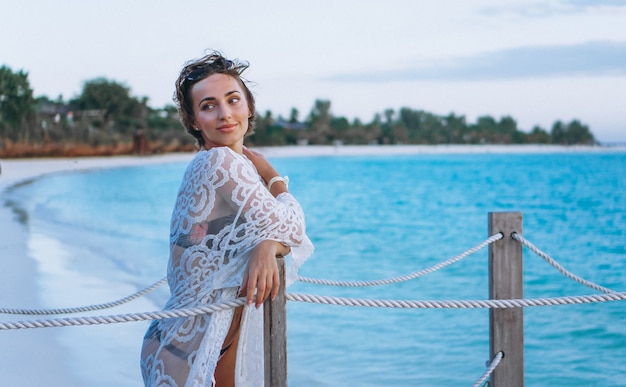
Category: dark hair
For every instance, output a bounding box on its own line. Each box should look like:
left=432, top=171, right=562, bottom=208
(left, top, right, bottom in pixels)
left=174, top=51, right=256, bottom=148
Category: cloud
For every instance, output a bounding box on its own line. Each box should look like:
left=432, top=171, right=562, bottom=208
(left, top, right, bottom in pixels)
left=479, top=0, right=626, bottom=18
left=563, top=0, right=626, bottom=8
left=328, top=41, right=626, bottom=82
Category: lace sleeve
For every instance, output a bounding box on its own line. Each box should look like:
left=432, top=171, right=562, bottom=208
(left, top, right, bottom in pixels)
left=169, top=147, right=313, bottom=288
left=170, top=147, right=308, bottom=248
left=216, top=148, right=307, bottom=247
left=214, top=147, right=314, bottom=286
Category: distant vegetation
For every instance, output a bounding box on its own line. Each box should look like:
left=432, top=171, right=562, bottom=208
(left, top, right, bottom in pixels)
left=0, top=65, right=596, bottom=158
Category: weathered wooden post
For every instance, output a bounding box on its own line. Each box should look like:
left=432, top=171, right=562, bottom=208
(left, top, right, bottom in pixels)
left=488, top=212, right=524, bottom=387
left=264, top=257, right=288, bottom=387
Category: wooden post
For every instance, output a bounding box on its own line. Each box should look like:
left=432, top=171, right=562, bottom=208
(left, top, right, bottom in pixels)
left=264, top=257, right=288, bottom=387
left=488, top=212, right=524, bottom=387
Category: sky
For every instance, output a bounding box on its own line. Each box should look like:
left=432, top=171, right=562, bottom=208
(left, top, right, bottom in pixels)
left=2, top=0, right=626, bottom=143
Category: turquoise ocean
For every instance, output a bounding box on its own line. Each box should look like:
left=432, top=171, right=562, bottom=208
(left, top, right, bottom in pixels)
left=3, top=150, right=626, bottom=386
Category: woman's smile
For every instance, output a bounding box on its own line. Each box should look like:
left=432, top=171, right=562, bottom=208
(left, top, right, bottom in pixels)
left=217, top=123, right=237, bottom=132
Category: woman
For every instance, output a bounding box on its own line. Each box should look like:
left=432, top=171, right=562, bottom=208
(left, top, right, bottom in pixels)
left=140, top=51, right=313, bottom=386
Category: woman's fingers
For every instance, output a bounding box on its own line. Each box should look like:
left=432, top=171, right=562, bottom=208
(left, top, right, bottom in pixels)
left=243, top=240, right=282, bottom=308
left=245, top=270, right=258, bottom=307
left=245, top=266, right=278, bottom=308
left=255, top=276, right=267, bottom=308
left=242, top=147, right=278, bottom=182
left=271, top=270, right=280, bottom=301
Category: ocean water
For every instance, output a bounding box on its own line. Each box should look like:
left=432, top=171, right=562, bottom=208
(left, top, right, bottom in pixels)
left=3, top=150, right=626, bottom=386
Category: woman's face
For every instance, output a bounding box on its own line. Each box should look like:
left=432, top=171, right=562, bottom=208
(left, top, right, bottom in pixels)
left=190, top=73, right=251, bottom=153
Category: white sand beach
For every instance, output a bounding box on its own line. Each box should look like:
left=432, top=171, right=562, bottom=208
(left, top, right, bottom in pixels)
left=0, top=144, right=624, bottom=385
left=0, top=153, right=196, bottom=386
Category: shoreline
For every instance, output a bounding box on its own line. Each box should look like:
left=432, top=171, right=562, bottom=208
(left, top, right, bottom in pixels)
left=4, top=143, right=624, bottom=192
left=0, top=144, right=625, bottom=385
left=255, top=144, right=626, bottom=158
left=1, top=143, right=625, bottom=167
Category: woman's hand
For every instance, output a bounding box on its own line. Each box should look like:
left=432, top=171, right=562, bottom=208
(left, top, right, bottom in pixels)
left=240, top=240, right=290, bottom=308
left=243, top=147, right=288, bottom=196
left=242, top=146, right=276, bottom=182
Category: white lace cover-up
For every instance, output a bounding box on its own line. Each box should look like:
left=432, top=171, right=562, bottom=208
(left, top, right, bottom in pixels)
left=140, top=147, right=313, bottom=386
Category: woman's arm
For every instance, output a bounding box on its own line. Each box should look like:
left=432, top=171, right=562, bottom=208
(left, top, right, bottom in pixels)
left=236, top=149, right=299, bottom=306
left=209, top=148, right=306, bottom=304
left=216, top=147, right=306, bottom=246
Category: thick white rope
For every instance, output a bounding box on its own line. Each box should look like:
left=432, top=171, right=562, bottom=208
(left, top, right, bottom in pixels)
left=0, top=231, right=617, bottom=319
left=286, top=291, right=626, bottom=309
left=472, top=351, right=504, bottom=387
left=0, top=232, right=621, bottom=329
left=0, top=298, right=246, bottom=331
left=511, top=233, right=616, bottom=294
left=297, top=233, right=503, bottom=286
left=3, top=291, right=625, bottom=331
left=0, top=277, right=168, bottom=315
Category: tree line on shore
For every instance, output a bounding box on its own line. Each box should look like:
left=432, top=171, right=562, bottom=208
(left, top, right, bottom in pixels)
left=0, top=65, right=596, bottom=158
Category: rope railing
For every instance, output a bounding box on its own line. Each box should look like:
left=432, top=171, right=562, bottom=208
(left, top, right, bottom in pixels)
left=2, top=290, right=625, bottom=331
left=0, top=277, right=168, bottom=315
left=1, top=232, right=622, bottom=319
left=511, top=232, right=616, bottom=294
left=287, top=291, right=626, bottom=309
left=0, top=298, right=246, bottom=331
left=0, top=234, right=503, bottom=316
left=297, top=233, right=503, bottom=287
left=0, top=224, right=623, bottom=387
left=472, top=351, right=504, bottom=387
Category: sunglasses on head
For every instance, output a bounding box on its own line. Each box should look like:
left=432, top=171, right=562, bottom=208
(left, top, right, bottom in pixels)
left=183, top=58, right=234, bottom=83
